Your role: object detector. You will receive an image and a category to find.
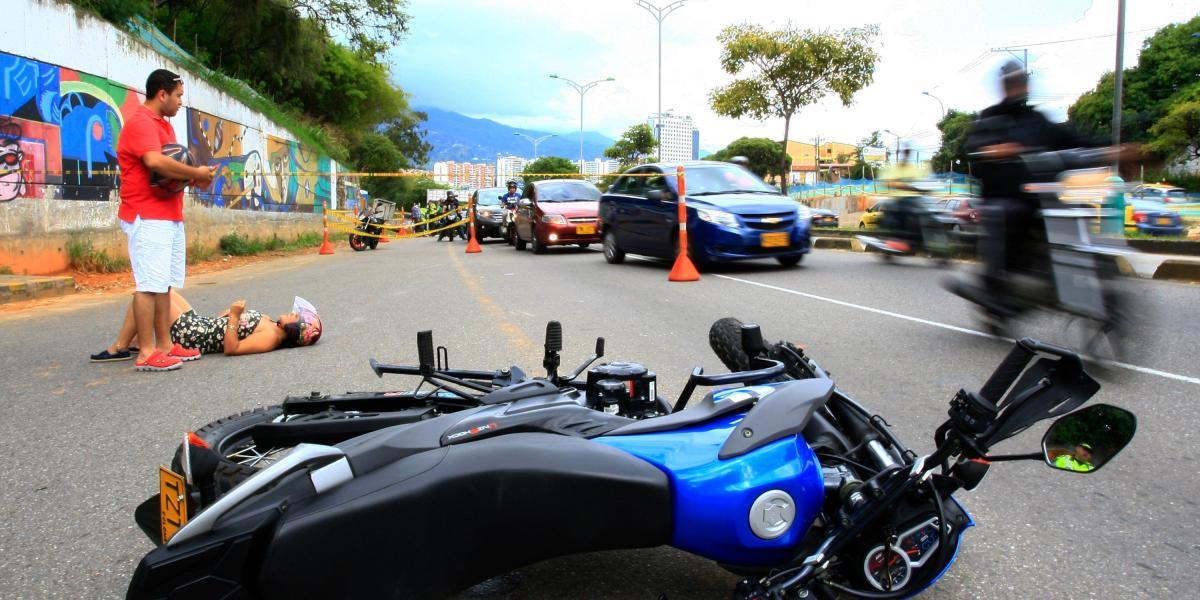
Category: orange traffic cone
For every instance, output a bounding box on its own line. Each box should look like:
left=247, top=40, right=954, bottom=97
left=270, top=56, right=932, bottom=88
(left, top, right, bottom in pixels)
left=668, top=165, right=699, bottom=281
left=465, top=206, right=482, bottom=254
left=319, top=215, right=335, bottom=255
left=379, top=232, right=391, bottom=243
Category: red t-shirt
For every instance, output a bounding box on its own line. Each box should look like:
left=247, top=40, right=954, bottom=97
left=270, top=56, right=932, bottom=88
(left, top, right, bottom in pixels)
left=117, top=105, right=184, bottom=222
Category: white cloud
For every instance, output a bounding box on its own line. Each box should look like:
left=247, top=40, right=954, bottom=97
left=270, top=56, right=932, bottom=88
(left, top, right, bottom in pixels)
left=397, top=0, right=1197, bottom=154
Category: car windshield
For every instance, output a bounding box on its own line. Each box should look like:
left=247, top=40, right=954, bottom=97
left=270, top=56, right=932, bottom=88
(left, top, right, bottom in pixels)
left=675, top=164, right=779, bottom=196
left=475, top=188, right=505, bottom=206
left=1165, top=190, right=1186, bottom=200
left=537, top=181, right=601, bottom=201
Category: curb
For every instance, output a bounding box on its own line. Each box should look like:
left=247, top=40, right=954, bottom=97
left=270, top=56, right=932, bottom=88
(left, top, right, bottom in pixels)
left=0, top=275, right=77, bottom=304
left=1153, top=260, right=1200, bottom=282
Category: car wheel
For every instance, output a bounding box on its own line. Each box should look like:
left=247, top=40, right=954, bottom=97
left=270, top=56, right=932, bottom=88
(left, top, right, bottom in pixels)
left=776, top=254, right=803, bottom=267
left=603, top=231, right=625, bottom=264
left=577, top=243, right=590, bottom=249
left=506, top=225, right=516, bottom=246
left=515, top=231, right=527, bottom=250
left=531, top=231, right=545, bottom=254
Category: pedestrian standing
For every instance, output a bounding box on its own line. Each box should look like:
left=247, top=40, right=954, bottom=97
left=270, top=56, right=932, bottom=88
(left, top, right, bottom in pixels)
left=115, top=69, right=215, bottom=371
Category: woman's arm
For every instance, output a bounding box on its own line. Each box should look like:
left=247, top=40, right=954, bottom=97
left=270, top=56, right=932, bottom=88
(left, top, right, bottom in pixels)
left=223, top=327, right=280, bottom=356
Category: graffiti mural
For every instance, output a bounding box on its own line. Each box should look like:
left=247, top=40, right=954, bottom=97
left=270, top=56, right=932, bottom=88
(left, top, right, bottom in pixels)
left=186, top=108, right=273, bottom=210
left=265, top=135, right=325, bottom=212
left=0, top=51, right=141, bottom=201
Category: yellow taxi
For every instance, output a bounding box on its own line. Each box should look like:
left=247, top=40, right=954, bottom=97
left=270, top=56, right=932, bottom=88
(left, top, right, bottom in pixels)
left=857, top=199, right=891, bottom=228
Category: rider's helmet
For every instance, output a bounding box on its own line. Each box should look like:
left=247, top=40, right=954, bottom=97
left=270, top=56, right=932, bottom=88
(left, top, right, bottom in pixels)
left=506, top=180, right=518, bottom=189
left=999, top=60, right=1028, bottom=101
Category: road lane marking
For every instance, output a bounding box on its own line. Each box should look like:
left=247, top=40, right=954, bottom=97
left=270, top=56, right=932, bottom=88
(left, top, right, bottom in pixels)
left=448, top=245, right=537, bottom=355
left=714, top=273, right=1200, bottom=387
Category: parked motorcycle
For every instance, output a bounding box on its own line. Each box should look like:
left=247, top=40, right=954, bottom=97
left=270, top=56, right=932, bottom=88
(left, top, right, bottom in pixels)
left=348, top=199, right=395, bottom=251
left=128, top=320, right=1134, bottom=600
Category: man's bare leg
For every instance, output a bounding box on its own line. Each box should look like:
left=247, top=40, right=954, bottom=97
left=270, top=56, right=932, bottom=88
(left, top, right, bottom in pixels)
left=155, top=289, right=172, bottom=354
left=106, top=297, right=139, bottom=354
left=133, top=292, right=160, bottom=362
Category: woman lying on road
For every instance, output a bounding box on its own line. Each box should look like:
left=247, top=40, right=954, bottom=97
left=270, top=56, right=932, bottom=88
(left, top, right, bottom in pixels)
left=90, top=290, right=322, bottom=367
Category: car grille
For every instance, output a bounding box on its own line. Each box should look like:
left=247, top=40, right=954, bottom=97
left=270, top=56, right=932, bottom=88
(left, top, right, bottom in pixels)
left=743, top=212, right=796, bottom=230
left=568, top=217, right=597, bottom=224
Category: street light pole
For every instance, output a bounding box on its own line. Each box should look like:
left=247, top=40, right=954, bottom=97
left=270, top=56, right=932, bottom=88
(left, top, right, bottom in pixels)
left=513, top=132, right=556, bottom=159
left=883, top=129, right=901, bottom=163
left=636, top=0, right=687, bottom=160
left=1111, top=0, right=1126, bottom=172
left=550, top=74, right=615, bottom=174
left=922, top=91, right=945, bottom=118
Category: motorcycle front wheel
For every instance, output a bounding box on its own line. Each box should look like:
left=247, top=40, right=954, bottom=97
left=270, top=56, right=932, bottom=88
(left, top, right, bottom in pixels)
left=349, top=234, right=368, bottom=251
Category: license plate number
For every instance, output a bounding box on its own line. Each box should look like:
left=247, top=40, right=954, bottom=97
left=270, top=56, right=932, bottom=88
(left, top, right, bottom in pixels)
left=1156, top=217, right=1172, bottom=226
left=158, top=466, right=188, bottom=543
left=761, top=232, right=789, bottom=248
left=575, top=225, right=596, bottom=235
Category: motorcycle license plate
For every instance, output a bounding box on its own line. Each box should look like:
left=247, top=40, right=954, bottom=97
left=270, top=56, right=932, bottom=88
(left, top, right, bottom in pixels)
left=761, top=232, right=789, bottom=248
left=575, top=225, right=596, bottom=235
left=1156, top=217, right=1172, bottom=226
left=158, top=466, right=188, bottom=543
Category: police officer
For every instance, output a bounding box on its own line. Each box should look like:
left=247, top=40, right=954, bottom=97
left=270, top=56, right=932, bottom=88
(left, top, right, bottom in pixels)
left=1053, top=443, right=1095, bottom=472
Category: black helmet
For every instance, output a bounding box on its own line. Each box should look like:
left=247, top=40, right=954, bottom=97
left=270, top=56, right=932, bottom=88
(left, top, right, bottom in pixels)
left=446, top=190, right=458, bottom=199
left=1000, top=60, right=1027, bottom=84
left=506, top=180, right=518, bottom=188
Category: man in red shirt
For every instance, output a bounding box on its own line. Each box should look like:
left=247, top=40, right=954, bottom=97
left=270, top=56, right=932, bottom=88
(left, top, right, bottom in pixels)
left=115, top=69, right=215, bottom=371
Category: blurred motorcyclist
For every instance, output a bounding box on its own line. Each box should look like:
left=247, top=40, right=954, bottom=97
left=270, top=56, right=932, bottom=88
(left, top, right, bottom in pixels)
left=966, top=60, right=1096, bottom=295
left=500, top=180, right=521, bottom=207
left=879, top=146, right=930, bottom=244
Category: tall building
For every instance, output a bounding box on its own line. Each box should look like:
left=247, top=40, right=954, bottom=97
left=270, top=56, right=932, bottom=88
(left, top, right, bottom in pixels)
left=576, top=158, right=622, bottom=176
left=495, top=155, right=529, bottom=186
left=433, top=161, right=497, bottom=190
left=692, top=129, right=700, bottom=160
left=647, top=111, right=696, bottom=163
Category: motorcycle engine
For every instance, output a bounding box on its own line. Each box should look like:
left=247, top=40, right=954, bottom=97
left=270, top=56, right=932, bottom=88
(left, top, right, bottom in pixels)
left=585, top=362, right=664, bottom=419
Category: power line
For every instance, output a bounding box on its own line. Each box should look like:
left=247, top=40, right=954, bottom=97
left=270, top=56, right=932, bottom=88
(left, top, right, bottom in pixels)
left=1004, top=27, right=1156, bottom=49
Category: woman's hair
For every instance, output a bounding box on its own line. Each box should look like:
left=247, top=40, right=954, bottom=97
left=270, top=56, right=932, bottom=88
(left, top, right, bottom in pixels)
left=281, top=315, right=322, bottom=348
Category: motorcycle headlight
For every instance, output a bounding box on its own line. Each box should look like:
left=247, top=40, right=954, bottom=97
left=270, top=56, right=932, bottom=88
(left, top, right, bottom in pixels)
left=696, top=208, right=740, bottom=228
left=541, top=214, right=567, bottom=225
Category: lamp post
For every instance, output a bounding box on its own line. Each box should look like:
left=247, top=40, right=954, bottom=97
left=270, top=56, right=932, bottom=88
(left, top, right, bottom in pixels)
left=922, top=91, right=945, bottom=118
left=550, top=74, right=615, bottom=174
left=636, top=0, right=688, bottom=160
left=883, top=129, right=901, bottom=163
left=513, top=133, right=556, bottom=159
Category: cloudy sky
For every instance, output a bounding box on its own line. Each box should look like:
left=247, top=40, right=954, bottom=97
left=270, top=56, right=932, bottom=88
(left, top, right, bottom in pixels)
left=389, top=0, right=1197, bottom=157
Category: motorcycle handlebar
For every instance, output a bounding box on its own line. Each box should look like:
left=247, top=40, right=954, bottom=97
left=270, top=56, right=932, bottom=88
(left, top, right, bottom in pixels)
left=978, top=340, right=1037, bottom=404
left=368, top=359, right=498, bottom=382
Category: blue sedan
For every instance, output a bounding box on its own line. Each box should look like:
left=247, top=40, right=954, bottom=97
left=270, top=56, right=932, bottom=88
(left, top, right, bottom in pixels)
left=1128, top=199, right=1185, bottom=236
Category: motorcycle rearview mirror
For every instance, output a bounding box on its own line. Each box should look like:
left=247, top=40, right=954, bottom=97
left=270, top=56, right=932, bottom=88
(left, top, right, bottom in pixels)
left=1042, top=404, right=1136, bottom=474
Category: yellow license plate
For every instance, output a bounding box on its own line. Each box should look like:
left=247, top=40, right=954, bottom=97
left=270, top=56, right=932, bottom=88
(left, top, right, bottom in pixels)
left=158, top=466, right=188, bottom=543
left=761, top=232, right=789, bottom=248
left=575, top=225, right=596, bottom=235
left=1156, top=217, right=1172, bottom=226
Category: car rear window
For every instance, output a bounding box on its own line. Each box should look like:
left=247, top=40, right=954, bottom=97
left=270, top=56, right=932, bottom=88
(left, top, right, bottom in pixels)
left=537, top=181, right=601, bottom=201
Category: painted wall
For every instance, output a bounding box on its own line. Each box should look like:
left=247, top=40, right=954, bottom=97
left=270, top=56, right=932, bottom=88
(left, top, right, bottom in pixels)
left=0, top=1, right=351, bottom=274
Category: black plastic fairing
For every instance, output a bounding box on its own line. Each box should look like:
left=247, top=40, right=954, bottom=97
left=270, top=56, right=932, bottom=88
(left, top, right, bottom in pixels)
left=718, top=378, right=834, bottom=459
left=442, top=389, right=633, bottom=444
left=255, top=433, right=672, bottom=599
left=606, top=386, right=762, bottom=436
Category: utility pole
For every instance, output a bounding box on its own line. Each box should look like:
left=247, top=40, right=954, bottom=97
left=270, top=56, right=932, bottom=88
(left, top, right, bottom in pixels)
left=636, top=1, right=688, bottom=161
left=1111, top=0, right=1126, bottom=172
left=990, top=46, right=1029, bottom=74
left=812, top=135, right=822, bottom=184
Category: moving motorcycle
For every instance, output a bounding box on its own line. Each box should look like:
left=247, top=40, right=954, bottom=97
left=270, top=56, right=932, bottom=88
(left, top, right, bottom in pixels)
left=945, top=147, right=1132, bottom=362
left=128, top=320, right=1134, bottom=600
left=348, top=199, right=395, bottom=252
left=435, top=204, right=468, bottom=242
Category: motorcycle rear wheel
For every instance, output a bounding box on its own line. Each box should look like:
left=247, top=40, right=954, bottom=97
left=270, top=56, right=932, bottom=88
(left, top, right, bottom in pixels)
left=349, top=234, right=367, bottom=251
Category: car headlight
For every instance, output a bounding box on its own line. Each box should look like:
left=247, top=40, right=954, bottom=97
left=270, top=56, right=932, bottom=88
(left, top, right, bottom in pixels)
left=695, top=208, right=740, bottom=228
left=480, top=210, right=492, bottom=218
left=541, top=214, right=567, bottom=225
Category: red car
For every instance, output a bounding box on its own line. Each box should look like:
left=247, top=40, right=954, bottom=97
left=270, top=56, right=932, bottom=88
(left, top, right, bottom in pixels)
left=512, top=179, right=602, bottom=254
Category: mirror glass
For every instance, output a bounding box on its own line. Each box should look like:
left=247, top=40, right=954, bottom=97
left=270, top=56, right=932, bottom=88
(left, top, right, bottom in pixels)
left=1042, top=404, right=1135, bottom=473
left=519, top=199, right=532, bottom=207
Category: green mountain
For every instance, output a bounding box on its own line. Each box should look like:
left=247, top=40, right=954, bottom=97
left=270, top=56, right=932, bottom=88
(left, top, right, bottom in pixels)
left=418, top=106, right=615, bottom=165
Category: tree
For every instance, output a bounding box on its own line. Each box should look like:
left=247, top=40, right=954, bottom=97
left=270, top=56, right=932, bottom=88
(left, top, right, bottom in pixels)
left=522, top=157, right=579, bottom=183
left=350, top=133, right=406, bottom=201
left=381, top=109, right=432, bottom=168
left=603, top=124, right=657, bottom=168
left=847, top=130, right=886, bottom=179
left=929, top=110, right=977, bottom=173
left=281, top=0, right=410, bottom=64
left=707, top=137, right=791, bottom=180
left=709, top=24, right=880, bottom=194
left=1149, top=101, right=1200, bottom=163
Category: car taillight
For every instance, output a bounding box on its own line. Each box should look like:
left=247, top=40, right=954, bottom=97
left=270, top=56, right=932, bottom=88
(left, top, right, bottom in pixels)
left=1133, top=212, right=1147, bottom=223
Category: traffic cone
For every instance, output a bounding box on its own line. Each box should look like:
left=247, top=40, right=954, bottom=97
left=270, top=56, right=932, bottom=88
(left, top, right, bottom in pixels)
left=668, top=165, right=699, bottom=281
left=379, top=232, right=391, bottom=243
left=465, top=206, right=482, bottom=254
left=319, top=215, right=335, bottom=255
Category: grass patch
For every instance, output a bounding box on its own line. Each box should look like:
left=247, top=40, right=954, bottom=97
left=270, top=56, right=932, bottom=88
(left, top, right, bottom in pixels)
left=219, top=232, right=327, bottom=256
left=0, top=265, right=13, bottom=275
left=65, top=234, right=130, bottom=273
left=187, top=241, right=220, bottom=265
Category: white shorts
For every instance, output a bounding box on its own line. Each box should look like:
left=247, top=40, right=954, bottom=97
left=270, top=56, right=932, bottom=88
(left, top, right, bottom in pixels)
left=120, top=216, right=185, bottom=293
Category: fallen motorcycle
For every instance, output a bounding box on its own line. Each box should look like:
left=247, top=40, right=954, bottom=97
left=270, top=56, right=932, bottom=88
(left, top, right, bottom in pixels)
left=128, top=320, right=1135, bottom=600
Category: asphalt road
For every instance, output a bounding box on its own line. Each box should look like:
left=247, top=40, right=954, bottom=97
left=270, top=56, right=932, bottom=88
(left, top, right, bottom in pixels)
left=1, top=236, right=1197, bottom=599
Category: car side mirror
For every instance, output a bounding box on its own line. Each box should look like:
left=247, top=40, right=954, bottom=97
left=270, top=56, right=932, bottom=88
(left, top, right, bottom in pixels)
left=519, top=199, right=532, bottom=207
left=646, top=189, right=673, bottom=201
left=1042, top=404, right=1135, bottom=474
